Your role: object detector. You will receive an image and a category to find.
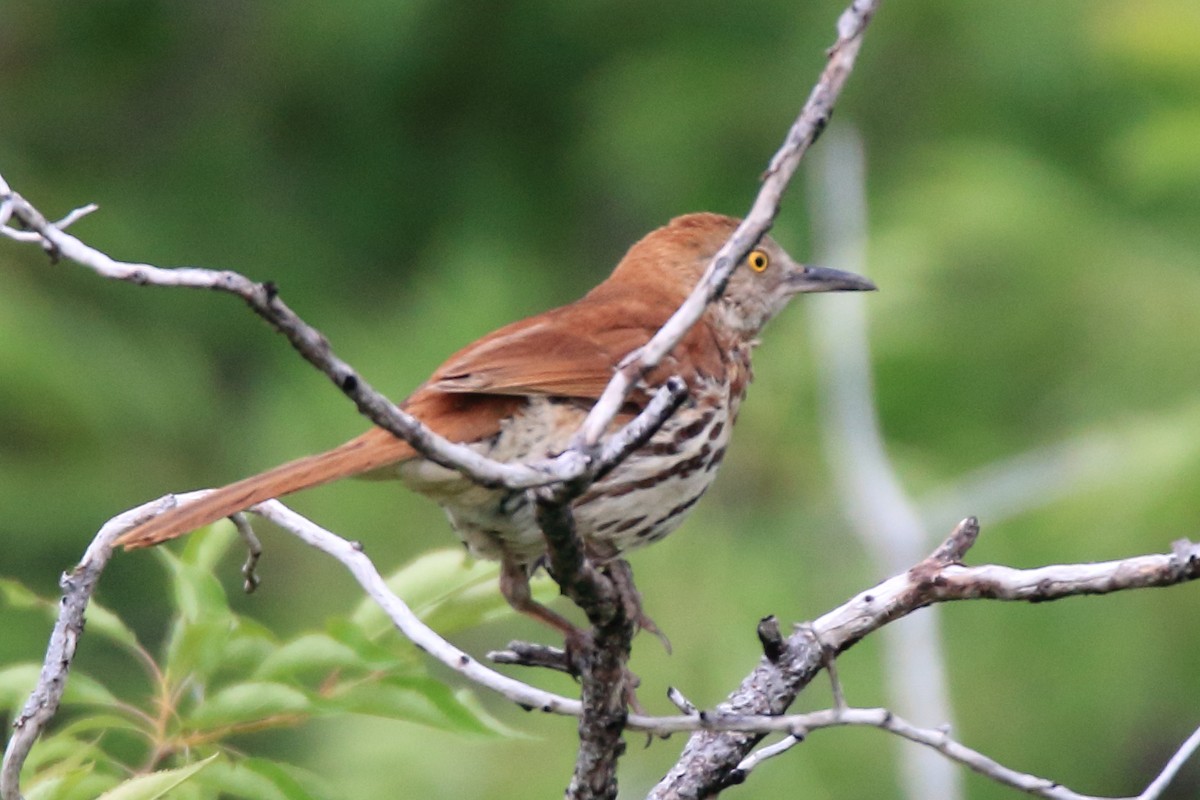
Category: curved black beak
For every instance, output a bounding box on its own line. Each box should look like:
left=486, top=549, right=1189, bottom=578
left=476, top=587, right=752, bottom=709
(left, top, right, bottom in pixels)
left=789, top=264, right=877, bottom=294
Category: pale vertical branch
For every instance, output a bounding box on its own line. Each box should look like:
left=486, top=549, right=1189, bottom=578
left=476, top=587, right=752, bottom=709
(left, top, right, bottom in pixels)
left=919, top=400, right=1200, bottom=533
left=806, top=128, right=962, bottom=800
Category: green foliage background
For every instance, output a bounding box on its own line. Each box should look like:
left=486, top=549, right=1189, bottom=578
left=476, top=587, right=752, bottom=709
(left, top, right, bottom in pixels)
left=2, top=1, right=1199, bottom=797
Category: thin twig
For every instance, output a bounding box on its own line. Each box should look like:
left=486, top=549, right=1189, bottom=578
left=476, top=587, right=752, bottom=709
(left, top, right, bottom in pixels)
left=666, top=687, right=698, bottom=716
left=1139, top=724, right=1200, bottom=800
left=734, top=734, right=802, bottom=776
left=228, top=513, right=262, bottom=593
left=718, top=707, right=1200, bottom=800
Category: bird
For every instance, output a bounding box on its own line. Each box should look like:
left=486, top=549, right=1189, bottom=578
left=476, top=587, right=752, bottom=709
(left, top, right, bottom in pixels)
left=115, top=213, right=874, bottom=635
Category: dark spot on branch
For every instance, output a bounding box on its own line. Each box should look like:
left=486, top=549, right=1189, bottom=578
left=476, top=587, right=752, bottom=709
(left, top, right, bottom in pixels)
left=262, top=281, right=279, bottom=301
left=812, top=109, right=833, bottom=143
left=341, top=374, right=359, bottom=392
left=757, top=616, right=785, bottom=662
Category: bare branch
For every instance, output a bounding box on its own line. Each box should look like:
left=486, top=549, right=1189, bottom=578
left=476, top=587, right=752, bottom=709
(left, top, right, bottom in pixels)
left=646, top=520, right=1200, bottom=798
left=0, top=175, right=593, bottom=493
left=6, top=494, right=1199, bottom=800
left=674, top=706, right=1200, bottom=800
left=53, top=202, right=99, bottom=230
left=0, top=496, right=585, bottom=800
left=487, top=642, right=572, bottom=674
left=249, top=500, right=584, bottom=716
left=0, top=494, right=188, bottom=800
left=716, top=707, right=1200, bottom=800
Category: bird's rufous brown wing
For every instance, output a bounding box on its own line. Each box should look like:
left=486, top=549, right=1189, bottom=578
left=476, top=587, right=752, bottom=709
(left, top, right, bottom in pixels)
left=423, top=285, right=718, bottom=402
left=115, top=286, right=710, bottom=550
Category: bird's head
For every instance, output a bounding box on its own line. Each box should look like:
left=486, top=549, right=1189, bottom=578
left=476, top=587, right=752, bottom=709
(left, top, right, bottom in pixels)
left=612, top=212, right=876, bottom=336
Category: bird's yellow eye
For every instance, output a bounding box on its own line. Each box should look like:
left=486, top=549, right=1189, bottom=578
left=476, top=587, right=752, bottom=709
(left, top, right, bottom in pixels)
left=748, top=250, right=769, bottom=273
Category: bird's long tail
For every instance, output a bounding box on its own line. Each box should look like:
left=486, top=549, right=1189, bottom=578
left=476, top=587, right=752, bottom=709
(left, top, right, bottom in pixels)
left=115, top=428, right=415, bottom=550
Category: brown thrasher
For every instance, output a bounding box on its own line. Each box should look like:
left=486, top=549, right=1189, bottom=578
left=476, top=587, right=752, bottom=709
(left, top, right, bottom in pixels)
left=115, top=213, right=874, bottom=633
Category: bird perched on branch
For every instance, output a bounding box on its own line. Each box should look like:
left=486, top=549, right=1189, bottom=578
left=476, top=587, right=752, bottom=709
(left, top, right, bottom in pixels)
left=116, top=213, right=874, bottom=634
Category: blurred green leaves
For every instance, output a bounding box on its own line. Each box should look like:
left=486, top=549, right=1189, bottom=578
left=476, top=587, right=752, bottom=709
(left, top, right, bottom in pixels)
left=0, top=531, right=514, bottom=800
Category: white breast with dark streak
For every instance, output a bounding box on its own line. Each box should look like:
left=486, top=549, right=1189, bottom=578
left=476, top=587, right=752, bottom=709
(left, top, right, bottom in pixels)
left=574, top=381, right=733, bottom=559
left=395, top=380, right=737, bottom=569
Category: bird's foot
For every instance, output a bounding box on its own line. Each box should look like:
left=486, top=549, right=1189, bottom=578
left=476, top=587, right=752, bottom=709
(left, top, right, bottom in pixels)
left=605, top=559, right=671, bottom=654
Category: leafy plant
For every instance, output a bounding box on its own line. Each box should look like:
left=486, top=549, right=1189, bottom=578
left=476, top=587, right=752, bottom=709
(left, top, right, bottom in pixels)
left=0, top=528, right=531, bottom=800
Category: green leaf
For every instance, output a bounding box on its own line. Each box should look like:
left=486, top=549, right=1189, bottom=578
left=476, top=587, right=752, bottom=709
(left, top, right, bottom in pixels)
left=422, top=573, right=560, bottom=634
left=0, top=578, right=141, bottom=653
left=58, top=713, right=147, bottom=740
left=212, top=620, right=280, bottom=678
left=0, top=577, right=49, bottom=610
left=163, top=617, right=235, bottom=683
left=24, top=767, right=116, bottom=800
left=94, top=755, right=217, bottom=800
left=253, top=633, right=368, bottom=681
left=324, top=619, right=419, bottom=671
left=82, top=600, right=142, bottom=650
left=195, top=758, right=332, bottom=800
left=326, top=676, right=508, bottom=735
left=156, top=547, right=231, bottom=623
left=349, top=549, right=498, bottom=637
left=347, top=549, right=561, bottom=638
left=22, top=774, right=67, bottom=800
left=186, top=682, right=311, bottom=729
left=21, top=734, right=108, bottom=779
left=445, top=687, right=523, bottom=738
left=0, top=664, right=120, bottom=710
left=180, top=523, right=238, bottom=572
